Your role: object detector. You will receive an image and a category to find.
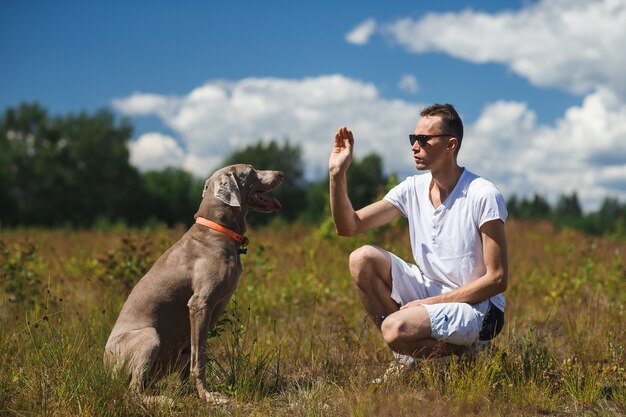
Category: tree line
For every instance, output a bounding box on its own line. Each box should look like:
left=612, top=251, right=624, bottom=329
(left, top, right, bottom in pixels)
left=507, top=192, right=626, bottom=238
left=0, top=103, right=388, bottom=228
left=2, top=103, right=626, bottom=237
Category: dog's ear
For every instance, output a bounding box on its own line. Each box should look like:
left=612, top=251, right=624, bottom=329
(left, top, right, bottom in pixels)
left=201, top=179, right=210, bottom=198
left=214, top=173, right=241, bottom=207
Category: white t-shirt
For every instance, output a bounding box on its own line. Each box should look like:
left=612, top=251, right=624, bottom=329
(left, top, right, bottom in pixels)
left=384, top=168, right=508, bottom=311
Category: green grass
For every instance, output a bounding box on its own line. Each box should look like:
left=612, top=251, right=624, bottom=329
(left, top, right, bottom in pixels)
left=1, top=221, right=624, bottom=416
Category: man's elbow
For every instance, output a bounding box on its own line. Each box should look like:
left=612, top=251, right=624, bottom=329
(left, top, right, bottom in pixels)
left=333, top=216, right=360, bottom=237
left=335, top=225, right=357, bottom=237
left=492, top=271, right=508, bottom=293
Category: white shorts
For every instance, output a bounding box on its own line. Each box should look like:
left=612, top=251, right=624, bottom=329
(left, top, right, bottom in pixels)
left=389, top=252, right=490, bottom=346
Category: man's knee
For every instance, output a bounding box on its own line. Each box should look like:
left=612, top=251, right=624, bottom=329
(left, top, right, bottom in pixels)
left=381, top=308, right=432, bottom=351
left=381, top=314, right=405, bottom=350
left=348, top=245, right=381, bottom=287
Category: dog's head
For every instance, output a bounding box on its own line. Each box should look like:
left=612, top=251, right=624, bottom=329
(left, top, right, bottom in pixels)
left=202, top=164, right=283, bottom=213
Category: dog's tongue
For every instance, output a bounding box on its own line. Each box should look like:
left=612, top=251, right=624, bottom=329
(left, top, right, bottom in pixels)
left=267, top=196, right=281, bottom=211
left=257, top=193, right=281, bottom=211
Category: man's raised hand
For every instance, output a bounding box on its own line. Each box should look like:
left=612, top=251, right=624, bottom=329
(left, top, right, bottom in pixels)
left=329, top=126, right=354, bottom=176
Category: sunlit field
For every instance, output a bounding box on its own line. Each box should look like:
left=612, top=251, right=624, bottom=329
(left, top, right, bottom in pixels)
left=1, top=220, right=624, bottom=416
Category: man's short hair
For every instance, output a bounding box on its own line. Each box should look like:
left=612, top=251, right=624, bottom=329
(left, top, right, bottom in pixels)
left=420, top=103, right=464, bottom=154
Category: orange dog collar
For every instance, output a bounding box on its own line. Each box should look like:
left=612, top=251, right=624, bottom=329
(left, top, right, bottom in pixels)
left=195, top=217, right=249, bottom=247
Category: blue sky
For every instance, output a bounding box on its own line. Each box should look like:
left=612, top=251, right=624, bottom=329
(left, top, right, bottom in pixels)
left=2, top=0, right=626, bottom=211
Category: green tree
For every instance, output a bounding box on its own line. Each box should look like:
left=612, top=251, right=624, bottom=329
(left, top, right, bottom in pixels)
left=554, top=192, right=582, bottom=222
left=507, top=193, right=552, bottom=220
left=0, top=103, right=52, bottom=225
left=0, top=102, right=144, bottom=226
left=346, top=153, right=387, bottom=210
left=598, top=197, right=623, bottom=227
left=585, top=196, right=626, bottom=236
left=555, top=192, right=582, bottom=218
left=301, top=152, right=390, bottom=224
left=506, top=194, right=521, bottom=218
left=518, top=194, right=552, bottom=220
left=141, top=168, right=204, bottom=226
left=552, top=191, right=587, bottom=231
left=302, top=180, right=328, bottom=224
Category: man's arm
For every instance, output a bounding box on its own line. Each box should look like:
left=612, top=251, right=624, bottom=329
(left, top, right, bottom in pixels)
left=401, top=219, right=508, bottom=307
left=329, top=126, right=402, bottom=236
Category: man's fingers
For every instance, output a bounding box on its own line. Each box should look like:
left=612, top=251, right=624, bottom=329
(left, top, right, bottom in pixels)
left=334, top=126, right=354, bottom=149
left=342, top=127, right=354, bottom=143
left=338, top=126, right=350, bottom=136
left=334, top=131, right=342, bottom=146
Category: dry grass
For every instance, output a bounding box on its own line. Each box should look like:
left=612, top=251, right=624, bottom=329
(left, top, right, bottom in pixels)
left=1, top=220, right=624, bottom=416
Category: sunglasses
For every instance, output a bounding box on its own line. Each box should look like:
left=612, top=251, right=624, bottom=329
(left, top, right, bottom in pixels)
left=409, top=133, right=453, bottom=147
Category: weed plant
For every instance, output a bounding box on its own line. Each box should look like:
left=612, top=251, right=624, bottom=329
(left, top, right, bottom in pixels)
left=0, top=221, right=624, bottom=416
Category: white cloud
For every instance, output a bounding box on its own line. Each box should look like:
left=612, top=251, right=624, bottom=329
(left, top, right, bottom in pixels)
left=336, top=0, right=626, bottom=211
left=382, top=0, right=626, bottom=95
left=112, top=93, right=175, bottom=117
left=398, top=74, right=419, bottom=94
left=116, top=77, right=626, bottom=211
left=115, top=75, right=424, bottom=179
left=113, top=0, right=626, bottom=211
left=345, top=18, right=377, bottom=45
left=128, top=132, right=185, bottom=172
left=182, top=153, right=222, bottom=179
left=462, top=88, right=626, bottom=210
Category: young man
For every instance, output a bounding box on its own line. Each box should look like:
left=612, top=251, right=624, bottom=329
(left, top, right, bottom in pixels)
left=329, top=104, right=508, bottom=371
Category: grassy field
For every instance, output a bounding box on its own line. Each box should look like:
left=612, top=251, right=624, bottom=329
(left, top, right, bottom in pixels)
left=1, top=220, right=624, bottom=416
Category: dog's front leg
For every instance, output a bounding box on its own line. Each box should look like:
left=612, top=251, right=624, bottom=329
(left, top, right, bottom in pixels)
left=187, top=294, right=229, bottom=404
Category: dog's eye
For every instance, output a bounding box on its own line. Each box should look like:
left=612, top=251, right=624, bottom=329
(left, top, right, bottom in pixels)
left=238, top=172, right=251, bottom=183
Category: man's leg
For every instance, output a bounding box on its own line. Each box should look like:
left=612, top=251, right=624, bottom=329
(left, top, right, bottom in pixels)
left=348, top=245, right=399, bottom=329
left=381, top=306, right=467, bottom=359
left=350, top=246, right=467, bottom=361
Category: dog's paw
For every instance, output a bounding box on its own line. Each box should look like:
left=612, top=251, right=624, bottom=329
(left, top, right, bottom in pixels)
left=203, top=391, right=230, bottom=405
left=141, top=395, right=176, bottom=408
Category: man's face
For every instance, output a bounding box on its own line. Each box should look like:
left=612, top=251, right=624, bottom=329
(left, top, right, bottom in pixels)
left=411, top=116, right=451, bottom=171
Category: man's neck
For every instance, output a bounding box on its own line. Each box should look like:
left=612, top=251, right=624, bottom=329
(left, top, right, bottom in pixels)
left=429, top=163, right=464, bottom=205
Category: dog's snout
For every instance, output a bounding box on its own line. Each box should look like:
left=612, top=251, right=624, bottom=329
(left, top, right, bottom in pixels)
left=261, top=170, right=283, bottom=182
left=274, top=171, right=285, bottom=185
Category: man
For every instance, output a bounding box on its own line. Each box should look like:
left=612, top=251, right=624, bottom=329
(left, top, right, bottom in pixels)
left=328, top=103, right=508, bottom=374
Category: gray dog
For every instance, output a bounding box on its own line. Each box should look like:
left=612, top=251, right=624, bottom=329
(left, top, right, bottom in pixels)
left=104, top=164, right=283, bottom=404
